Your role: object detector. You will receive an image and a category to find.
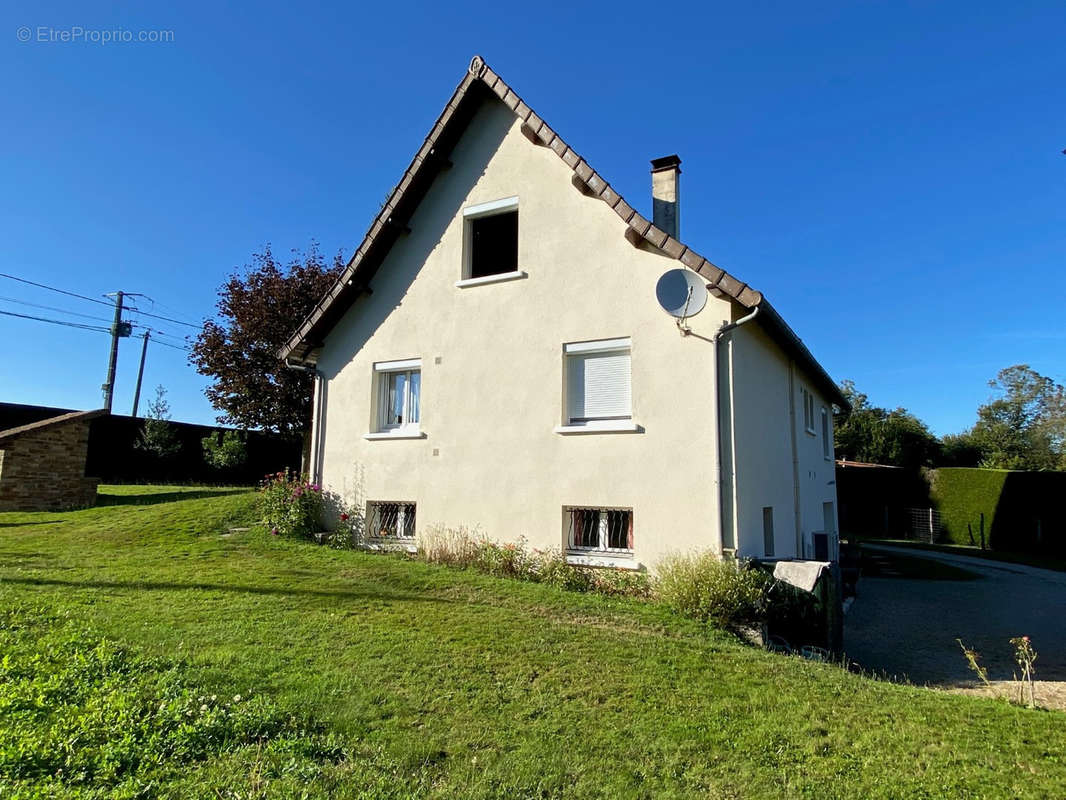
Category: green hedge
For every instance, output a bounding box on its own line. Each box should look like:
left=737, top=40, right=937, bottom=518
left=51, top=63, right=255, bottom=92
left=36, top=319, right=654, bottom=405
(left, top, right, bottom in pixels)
left=930, top=468, right=1066, bottom=555
left=929, top=468, right=1008, bottom=546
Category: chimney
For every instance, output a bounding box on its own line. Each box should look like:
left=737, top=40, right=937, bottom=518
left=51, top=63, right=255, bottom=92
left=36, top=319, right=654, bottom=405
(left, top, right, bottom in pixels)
left=650, top=154, right=681, bottom=240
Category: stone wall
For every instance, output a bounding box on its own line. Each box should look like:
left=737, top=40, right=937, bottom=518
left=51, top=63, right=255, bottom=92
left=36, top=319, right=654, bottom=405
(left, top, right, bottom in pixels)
left=0, top=413, right=102, bottom=512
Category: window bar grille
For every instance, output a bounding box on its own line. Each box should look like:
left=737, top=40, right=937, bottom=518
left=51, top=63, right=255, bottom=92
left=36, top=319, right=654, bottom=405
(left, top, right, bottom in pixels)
left=367, top=502, right=416, bottom=539
left=566, top=508, right=633, bottom=552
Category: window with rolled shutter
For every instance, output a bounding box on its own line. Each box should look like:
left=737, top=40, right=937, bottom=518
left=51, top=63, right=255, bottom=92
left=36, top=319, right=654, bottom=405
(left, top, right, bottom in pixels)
left=564, top=339, right=631, bottom=424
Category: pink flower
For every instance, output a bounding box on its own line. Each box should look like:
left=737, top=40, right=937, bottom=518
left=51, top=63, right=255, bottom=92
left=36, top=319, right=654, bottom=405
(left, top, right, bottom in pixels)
left=270, top=527, right=279, bottom=536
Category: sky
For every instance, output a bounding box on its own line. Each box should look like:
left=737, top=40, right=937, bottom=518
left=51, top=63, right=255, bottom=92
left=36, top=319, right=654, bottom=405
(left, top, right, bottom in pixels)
left=1, top=0, right=1063, bottom=435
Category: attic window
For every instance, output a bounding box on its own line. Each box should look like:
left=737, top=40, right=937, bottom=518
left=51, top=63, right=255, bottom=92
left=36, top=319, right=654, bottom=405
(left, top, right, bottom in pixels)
left=460, top=197, right=523, bottom=284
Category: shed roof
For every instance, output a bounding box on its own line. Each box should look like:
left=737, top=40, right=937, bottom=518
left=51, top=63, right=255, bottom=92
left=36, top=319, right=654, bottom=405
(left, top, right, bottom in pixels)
left=0, top=409, right=107, bottom=445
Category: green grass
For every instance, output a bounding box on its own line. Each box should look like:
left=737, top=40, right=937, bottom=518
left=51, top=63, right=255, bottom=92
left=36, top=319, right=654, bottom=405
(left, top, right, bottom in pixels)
left=2, top=486, right=1065, bottom=798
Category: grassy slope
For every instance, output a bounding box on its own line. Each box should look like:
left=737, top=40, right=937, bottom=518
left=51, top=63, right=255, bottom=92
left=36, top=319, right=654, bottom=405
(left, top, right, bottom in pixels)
left=2, top=487, right=1065, bottom=799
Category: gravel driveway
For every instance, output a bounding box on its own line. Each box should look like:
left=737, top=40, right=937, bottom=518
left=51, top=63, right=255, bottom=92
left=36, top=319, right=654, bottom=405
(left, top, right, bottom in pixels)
left=845, top=544, right=1066, bottom=685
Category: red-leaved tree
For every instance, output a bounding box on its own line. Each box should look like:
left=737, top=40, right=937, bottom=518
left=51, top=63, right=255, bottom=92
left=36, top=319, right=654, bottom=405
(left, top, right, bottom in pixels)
left=190, top=244, right=343, bottom=434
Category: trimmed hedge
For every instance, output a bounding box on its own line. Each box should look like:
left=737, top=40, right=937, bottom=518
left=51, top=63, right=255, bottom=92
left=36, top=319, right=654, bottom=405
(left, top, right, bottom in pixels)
left=929, top=468, right=1008, bottom=546
left=930, top=468, right=1066, bottom=556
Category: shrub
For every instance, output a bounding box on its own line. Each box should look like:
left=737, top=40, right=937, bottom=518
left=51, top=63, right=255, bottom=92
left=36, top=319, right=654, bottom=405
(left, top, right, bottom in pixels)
left=417, top=527, right=650, bottom=599
left=420, top=525, right=483, bottom=566
left=202, top=429, right=248, bottom=469
left=257, top=470, right=323, bottom=539
left=590, top=567, right=653, bottom=599
left=656, top=552, right=771, bottom=627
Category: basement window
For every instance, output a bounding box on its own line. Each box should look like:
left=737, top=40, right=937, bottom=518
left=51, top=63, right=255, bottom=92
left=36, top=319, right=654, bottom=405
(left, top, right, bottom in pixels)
left=366, top=501, right=416, bottom=539
left=459, top=197, right=524, bottom=285
left=566, top=507, right=633, bottom=554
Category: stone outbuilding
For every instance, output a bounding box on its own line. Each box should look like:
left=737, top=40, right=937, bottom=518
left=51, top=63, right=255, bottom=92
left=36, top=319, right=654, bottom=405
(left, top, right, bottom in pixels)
left=0, top=409, right=106, bottom=511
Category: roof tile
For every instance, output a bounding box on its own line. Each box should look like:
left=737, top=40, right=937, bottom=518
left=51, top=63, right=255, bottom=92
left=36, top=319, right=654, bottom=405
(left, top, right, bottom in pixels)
left=614, top=199, right=636, bottom=222
left=629, top=213, right=651, bottom=236
left=679, top=248, right=702, bottom=269
left=644, top=225, right=668, bottom=248
left=661, top=237, right=685, bottom=259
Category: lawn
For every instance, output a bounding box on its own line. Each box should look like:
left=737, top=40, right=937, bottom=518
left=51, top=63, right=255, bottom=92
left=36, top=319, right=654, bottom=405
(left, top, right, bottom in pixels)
left=2, top=487, right=1065, bottom=798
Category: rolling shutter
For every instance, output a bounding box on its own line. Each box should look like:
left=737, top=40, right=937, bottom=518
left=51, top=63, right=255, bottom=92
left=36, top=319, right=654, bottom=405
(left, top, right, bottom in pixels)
left=567, top=348, right=631, bottom=422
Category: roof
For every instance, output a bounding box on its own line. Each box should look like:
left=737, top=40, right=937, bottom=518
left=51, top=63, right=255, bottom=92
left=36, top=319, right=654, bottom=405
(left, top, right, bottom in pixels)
left=279, top=55, right=848, bottom=410
left=0, top=409, right=107, bottom=445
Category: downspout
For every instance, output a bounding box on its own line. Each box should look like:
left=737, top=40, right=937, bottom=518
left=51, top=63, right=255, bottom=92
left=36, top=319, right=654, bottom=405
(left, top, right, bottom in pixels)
left=710, top=305, right=760, bottom=559
left=788, top=360, right=802, bottom=557
left=284, top=358, right=324, bottom=484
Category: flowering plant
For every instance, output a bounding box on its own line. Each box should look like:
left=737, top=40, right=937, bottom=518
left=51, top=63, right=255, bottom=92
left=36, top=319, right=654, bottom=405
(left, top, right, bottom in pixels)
left=257, top=470, right=323, bottom=539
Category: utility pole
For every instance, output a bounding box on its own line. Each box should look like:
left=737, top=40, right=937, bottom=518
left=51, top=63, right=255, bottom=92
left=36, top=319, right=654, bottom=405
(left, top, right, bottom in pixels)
left=131, top=330, right=150, bottom=417
left=101, top=291, right=131, bottom=412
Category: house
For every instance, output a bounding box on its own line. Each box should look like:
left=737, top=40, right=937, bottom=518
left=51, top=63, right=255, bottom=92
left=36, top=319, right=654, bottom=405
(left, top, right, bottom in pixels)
left=0, top=409, right=105, bottom=511
left=279, top=56, right=848, bottom=570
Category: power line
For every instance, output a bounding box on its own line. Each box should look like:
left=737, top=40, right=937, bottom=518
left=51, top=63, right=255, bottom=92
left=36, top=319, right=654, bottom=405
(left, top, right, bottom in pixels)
left=0, top=272, right=114, bottom=308
left=0, top=308, right=112, bottom=333
left=0, top=294, right=117, bottom=324
left=127, top=306, right=202, bottom=329
left=140, top=297, right=204, bottom=327
left=150, top=337, right=192, bottom=352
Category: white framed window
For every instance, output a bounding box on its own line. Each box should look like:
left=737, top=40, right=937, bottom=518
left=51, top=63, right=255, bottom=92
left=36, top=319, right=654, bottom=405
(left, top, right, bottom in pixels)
left=459, top=196, right=523, bottom=285
left=560, top=338, right=632, bottom=431
left=566, top=507, right=633, bottom=554
left=373, top=359, right=421, bottom=433
left=801, top=387, right=816, bottom=434
left=366, top=501, right=416, bottom=539
left=821, top=407, right=831, bottom=460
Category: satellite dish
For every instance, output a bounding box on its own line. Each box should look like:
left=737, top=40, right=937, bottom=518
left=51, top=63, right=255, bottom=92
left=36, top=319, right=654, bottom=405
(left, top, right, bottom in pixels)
left=656, top=268, right=708, bottom=319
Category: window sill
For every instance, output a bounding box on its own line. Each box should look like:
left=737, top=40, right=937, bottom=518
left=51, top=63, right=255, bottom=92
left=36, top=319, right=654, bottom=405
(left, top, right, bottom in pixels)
left=565, top=552, right=640, bottom=570
left=363, top=430, right=426, bottom=440
left=554, top=421, right=643, bottom=435
left=455, top=270, right=528, bottom=288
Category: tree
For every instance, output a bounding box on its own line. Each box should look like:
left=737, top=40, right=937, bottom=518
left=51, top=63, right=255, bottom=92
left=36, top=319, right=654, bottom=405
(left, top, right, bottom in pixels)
left=137, top=385, right=181, bottom=458
left=940, top=430, right=983, bottom=468
left=833, top=380, right=940, bottom=470
left=202, top=430, right=248, bottom=469
left=968, top=365, right=1066, bottom=470
left=190, top=244, right=343, bottom=434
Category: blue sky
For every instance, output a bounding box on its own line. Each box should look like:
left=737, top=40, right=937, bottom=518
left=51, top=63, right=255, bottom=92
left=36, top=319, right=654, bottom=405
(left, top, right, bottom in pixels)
left=2, top=0, right=1063, bottom=435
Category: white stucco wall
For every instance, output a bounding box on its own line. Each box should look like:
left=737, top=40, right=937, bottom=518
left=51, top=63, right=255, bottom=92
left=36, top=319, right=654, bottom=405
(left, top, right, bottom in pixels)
left=312, top=95, right=738, bottom=569
left=725, top=322, right=839, bottom=559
